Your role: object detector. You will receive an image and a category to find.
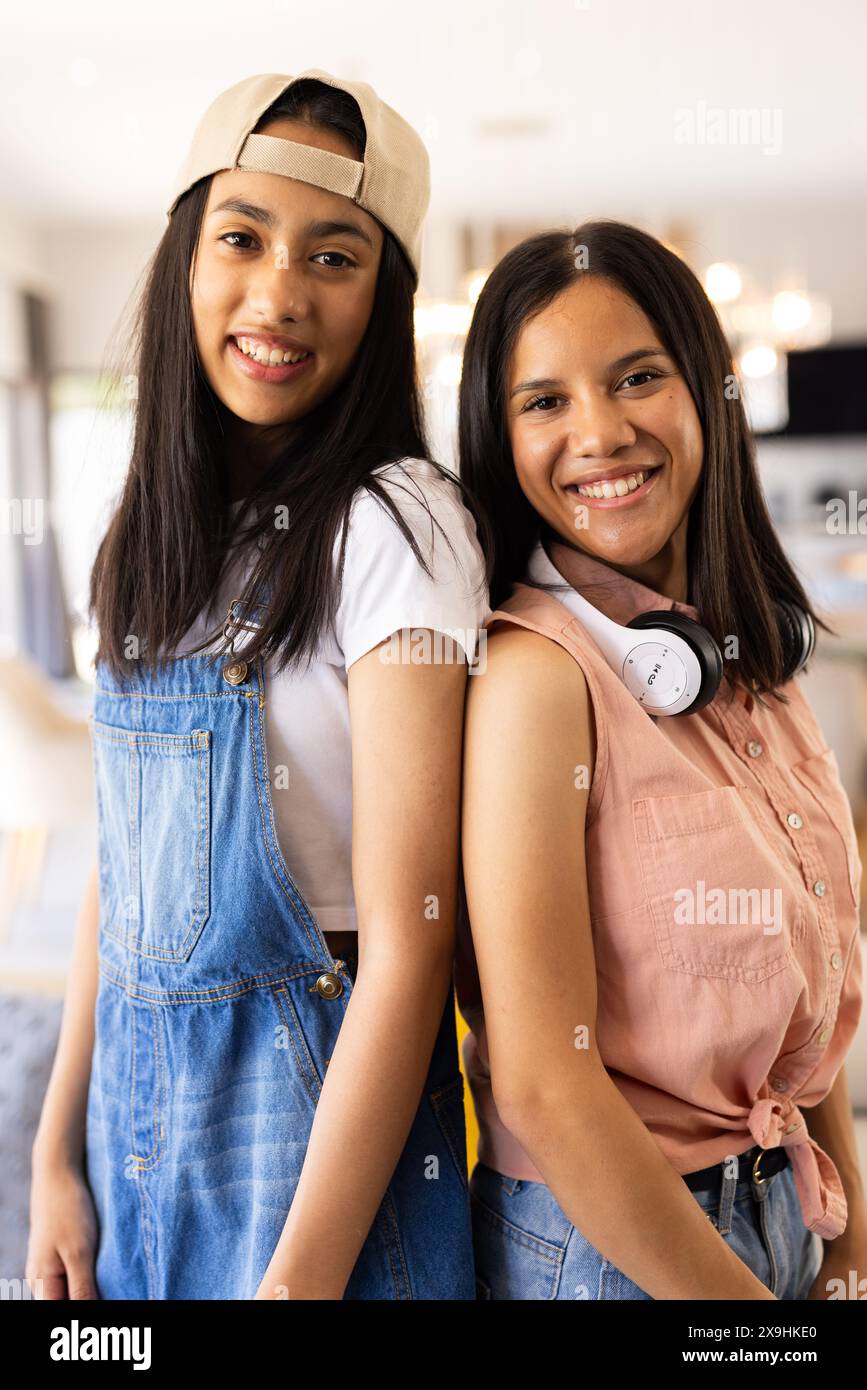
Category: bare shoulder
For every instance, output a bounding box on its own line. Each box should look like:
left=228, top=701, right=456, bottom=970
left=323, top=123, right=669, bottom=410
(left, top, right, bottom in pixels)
left=464, top=620, right=596, bottom=785
left=468, top=620, right=590, bottom=716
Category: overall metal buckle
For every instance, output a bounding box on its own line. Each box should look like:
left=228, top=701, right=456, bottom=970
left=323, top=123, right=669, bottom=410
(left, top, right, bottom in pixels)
left=222, top=596, right=268, bottom=650
left=221, top=596, right=269, bottom=685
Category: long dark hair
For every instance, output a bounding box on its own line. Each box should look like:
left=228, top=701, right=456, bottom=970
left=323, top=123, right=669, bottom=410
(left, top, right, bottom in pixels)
left=90, top=78, right=485, bottom=678
left=458, top=218, right=832, bottom=705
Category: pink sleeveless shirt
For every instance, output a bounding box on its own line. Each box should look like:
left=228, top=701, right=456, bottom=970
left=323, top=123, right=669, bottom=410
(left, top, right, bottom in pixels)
left=456, top=537, right=863, bottom=1240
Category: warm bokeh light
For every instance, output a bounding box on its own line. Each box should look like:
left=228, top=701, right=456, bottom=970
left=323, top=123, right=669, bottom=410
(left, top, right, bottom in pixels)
left=704, top=261, right=743, bottom=304
left=773, top=289, right=813, bottom=335
left=739, top=343, right=779, bottom=378
left=414, top=299, right=474, bottom=339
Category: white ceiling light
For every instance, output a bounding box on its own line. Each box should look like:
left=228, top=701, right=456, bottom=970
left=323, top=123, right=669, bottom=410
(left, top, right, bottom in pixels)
left=703, top=262, right=742, bottom=304
left=772, top=289, right=812, bottom=334
left=414, top=300, right=473, bottom=339
left=739, top=344, right=778, bottom=378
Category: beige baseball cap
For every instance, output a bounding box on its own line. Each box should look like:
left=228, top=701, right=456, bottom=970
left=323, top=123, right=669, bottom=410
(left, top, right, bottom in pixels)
left=166, top=69, right=431, bottom=286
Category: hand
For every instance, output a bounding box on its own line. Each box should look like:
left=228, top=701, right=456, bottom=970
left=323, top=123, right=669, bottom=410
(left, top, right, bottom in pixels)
left=26, top=1158, right=100, bottom=1300
left=806, top=1224, right=867, bottom=1300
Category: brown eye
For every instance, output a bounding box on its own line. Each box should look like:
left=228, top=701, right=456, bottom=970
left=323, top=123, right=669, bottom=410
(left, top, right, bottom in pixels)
left=219, top=231, right=257, bottom=250
left=311, top=252, right=356, bottom=269
left=619, top=368, right=665, bottom=389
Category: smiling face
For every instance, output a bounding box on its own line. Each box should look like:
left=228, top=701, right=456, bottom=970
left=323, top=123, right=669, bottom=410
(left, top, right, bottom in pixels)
left=190, top=117, right=383, bottom=440
left=506, top=275, right=704, bottom=594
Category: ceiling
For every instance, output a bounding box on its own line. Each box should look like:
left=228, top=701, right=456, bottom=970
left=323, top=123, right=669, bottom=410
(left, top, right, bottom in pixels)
left=1, top=0, right=864, bottom=226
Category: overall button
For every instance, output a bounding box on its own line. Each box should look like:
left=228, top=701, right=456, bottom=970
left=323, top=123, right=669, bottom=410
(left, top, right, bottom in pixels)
left=223, top=660, right=248, bottom=685
left=787, top=812, right=803, bottom=829
left=315, top=972, right=344, bottom=999
left=747, top=741, right=763, bottom=758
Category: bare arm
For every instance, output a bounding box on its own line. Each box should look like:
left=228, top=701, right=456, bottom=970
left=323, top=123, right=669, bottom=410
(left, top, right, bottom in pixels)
left=461, top=624, right=776, bottom=1301
left=255, top=630, right=467, bottom=1299
left=27, top=855, right=101, bottom=1298
left=31, top=856, right=100, bottom=1172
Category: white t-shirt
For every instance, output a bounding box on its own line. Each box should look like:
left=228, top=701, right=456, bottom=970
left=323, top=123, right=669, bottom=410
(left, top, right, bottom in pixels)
left=174, top=456, right=490, bottom=933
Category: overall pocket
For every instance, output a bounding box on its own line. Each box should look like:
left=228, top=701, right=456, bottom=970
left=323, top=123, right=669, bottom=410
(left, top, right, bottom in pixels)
left=633, top=785, right=803, bottom=983
left=90, top=716, right=212, bottom=962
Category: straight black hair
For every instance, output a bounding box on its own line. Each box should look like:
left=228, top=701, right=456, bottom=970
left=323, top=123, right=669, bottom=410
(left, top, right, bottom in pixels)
left=90, top=78, right=487, bottom=678
left=457, top=218, right=833, bottom=705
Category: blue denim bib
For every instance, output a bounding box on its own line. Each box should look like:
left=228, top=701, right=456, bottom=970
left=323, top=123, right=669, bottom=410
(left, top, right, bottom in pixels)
left=84, top=646, right=474, bottom=1298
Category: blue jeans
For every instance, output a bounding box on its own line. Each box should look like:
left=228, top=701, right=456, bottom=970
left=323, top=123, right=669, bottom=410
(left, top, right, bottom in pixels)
left=470, top=1152, right=824, bottom=1299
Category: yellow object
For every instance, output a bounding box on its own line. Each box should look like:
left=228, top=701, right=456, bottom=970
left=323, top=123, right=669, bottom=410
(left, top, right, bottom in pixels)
left=456, top=999, right=479, bottom=1175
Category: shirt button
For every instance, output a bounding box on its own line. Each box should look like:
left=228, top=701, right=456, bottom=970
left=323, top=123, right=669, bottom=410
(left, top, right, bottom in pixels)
left=830, top=951, right=843, bottom=970
left=813, top=880, right=826, bottom=897
left=818, top=1028, right=832, bottom=1044
left=747, top=741, right=764, bottom=758
left=787, top=812, right=803, bottom=829
left=784, top=1122, right=800, bottom=1135
left=314, top=971, right=344, bottom=999
left=223, top=660, right=248, bottom=685
left=771, top=1076, right=788, bottom=1091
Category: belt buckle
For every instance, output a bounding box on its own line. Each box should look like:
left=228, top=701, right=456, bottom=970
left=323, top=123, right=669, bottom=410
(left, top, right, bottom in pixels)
left=752, top=1147, right=768, bottom=1187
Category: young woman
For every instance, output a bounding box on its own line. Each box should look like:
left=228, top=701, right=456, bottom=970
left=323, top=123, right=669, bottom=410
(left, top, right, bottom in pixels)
left=455, top=219, right=866, bottom=1300
left=26, top=71, right=488, bottom=1300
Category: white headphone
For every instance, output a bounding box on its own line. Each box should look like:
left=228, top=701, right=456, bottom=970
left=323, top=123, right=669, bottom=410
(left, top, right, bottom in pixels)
left=526, top=540, right=723, bottom=716
left=526, top=540, right=815, bottom=716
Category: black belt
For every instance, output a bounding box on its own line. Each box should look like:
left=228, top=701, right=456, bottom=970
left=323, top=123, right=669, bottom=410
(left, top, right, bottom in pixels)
left=682, top=1144, right=789, bottom=1194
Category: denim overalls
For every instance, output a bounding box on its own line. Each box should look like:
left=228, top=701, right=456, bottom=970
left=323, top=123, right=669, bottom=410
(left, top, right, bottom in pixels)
left=84, top=637, right=475, bottom=1299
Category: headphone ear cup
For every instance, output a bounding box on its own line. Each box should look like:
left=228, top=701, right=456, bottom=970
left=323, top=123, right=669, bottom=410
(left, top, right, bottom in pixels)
left=626, top=610, right=723, bottom=713
left=775, top=600, right=815, bottom=680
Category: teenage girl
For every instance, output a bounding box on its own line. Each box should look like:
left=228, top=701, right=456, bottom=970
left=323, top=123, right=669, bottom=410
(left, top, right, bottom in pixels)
left=455, top=220, right=865, bottom=1300
left=27, top=71, right=488, bottom=1300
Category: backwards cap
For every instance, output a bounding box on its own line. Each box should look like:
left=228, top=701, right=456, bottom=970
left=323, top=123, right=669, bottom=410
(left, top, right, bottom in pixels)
left=166, top=69, right=430, bottom=286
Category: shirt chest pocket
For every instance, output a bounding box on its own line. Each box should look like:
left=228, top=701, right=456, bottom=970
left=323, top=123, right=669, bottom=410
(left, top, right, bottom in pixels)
left=789, top=748, right=861, bottom=911
left=90, top=717, right=212, bottom=962
left=633, top=785, right=804, bottom=983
